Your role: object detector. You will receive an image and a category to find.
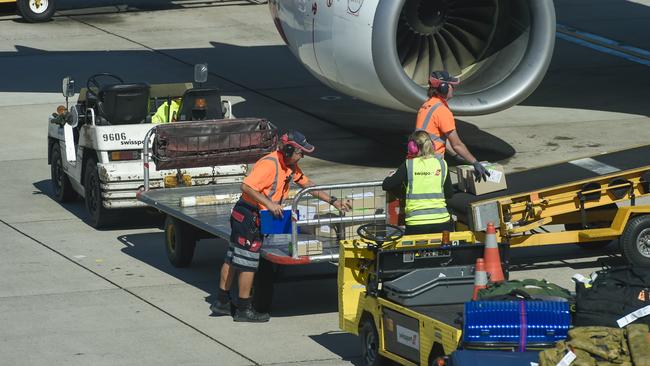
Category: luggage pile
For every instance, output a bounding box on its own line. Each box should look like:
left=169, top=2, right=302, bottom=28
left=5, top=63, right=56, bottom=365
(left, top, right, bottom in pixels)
left=448, top=265, right=650, bottom=365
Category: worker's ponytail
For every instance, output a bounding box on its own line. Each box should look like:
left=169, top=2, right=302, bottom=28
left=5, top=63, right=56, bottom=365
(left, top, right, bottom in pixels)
left=410, top=130, right=434, bottom=158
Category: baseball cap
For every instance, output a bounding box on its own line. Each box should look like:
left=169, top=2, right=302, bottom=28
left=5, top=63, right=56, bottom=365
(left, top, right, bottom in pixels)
left=283, top=130, right=315, bottom=153
left=428, top=71, right=460, bottom=87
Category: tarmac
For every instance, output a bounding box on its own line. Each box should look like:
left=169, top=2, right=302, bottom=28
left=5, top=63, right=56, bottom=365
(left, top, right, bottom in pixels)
left=0, top=0, right=649, bottom=365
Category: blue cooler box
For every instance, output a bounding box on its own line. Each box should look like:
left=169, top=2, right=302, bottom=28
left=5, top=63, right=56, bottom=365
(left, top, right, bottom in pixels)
left=463, top=301, right=570, bottom=350
left=260, top=209, right=294, bottom=234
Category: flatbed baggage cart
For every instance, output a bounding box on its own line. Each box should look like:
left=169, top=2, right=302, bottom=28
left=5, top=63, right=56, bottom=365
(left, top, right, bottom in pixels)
left=137, top=119, right=389, bottom=311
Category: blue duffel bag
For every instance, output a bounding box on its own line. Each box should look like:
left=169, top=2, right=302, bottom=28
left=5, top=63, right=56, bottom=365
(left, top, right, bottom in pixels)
left=449, top=350, right=540, bottom=365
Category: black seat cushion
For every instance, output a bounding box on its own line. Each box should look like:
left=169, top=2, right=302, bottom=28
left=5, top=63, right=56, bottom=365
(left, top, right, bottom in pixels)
left=97, top=83, right=150, bottom=125
left=177, top=88, right=224, bottom=122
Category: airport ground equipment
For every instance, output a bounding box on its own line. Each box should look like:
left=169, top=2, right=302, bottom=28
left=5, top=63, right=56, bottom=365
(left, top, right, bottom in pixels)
left=447, top=145, right=650, bottom=266
left=137, top=122, right=388, bottom=312
left=337, top=224, right=574, bottom=366
left=338, top=223, right=501, bottom=366
left=47, top=69, right=240, bottom=228
left=0, top=0, right=55, bottom=22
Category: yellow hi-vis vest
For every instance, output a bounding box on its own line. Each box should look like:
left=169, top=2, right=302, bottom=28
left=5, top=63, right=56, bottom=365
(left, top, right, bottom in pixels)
left=404, top=156, right=450, bottom=225
left=152, top=99, right=181, bottom=124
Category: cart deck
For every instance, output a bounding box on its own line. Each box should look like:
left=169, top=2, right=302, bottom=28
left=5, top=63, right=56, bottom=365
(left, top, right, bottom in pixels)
left=137, top=184, right=341, bottom=265
left=138, top=184, right=238, bottom=239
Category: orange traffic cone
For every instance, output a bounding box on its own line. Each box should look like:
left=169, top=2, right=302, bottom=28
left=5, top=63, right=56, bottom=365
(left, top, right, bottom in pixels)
left=472, top=258, right=488, bottom=300
left=484, top=222, right=505, bottom=283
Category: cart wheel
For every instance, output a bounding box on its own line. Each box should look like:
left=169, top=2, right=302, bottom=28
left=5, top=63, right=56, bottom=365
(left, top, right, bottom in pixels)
left=164, top=215, right=196, bottom=268
left=50, top=143, right=76, bottom=202
left=84, top=157, right=114, bottom=228
left=17, top=0, right=55, bottom=22
left=360, top=317, right=388, bottom=366
left=620, top=215, right=650, bottom=267
left=252, top=258, right=275, bottom=313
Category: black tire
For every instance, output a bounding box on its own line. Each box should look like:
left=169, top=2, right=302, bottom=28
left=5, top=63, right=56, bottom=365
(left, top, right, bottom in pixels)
left=620, top=215, right=650, bottom=267
left=164, top=215, right=196, bottom=268
left=17, top=0, right=55, bottom=22
left=360, top=317, right=388, bottom=366
left=252, top=258, right=275, bottom=313
left=84, top=157, right=113, bottom=228
left=50, top=143, right=76, bottom=202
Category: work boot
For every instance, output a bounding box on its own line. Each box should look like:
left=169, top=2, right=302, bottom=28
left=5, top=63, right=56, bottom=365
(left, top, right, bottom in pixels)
left=210, top=300, right=232, bottom=316
left=210, top=288, right=232, bottom=316
left=233, top=298, right=270, bottom=323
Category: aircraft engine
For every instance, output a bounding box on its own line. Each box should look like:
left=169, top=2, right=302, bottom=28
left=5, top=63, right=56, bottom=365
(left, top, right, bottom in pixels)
left=270, top=0, right=556, bottom=115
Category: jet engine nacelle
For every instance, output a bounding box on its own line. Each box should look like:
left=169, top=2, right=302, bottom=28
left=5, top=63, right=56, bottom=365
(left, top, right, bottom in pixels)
left=270, top=0, right=556, bottom=115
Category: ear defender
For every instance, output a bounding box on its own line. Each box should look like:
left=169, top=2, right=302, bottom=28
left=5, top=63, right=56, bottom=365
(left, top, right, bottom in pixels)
left=407, top=140, right=419, bottom=156
left=438, top=82, right=449, bottom=98
left=281, top=133, right=294, bottom=158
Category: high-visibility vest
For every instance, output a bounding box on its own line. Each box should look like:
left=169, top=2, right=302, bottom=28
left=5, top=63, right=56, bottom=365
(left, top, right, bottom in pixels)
left=404, top=156, right=450, bottom=225
left=151, top=99, right=181, bottom=124
left=258, top=153, right=294, bottom=204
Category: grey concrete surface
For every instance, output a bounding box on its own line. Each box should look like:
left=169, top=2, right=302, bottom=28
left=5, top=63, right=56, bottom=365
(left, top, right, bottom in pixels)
left=0, top=1, right=649, bottom=365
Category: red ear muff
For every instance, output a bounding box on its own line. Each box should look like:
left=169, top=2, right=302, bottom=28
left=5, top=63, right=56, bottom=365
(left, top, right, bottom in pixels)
left=407, top=140, right=419, bottom=156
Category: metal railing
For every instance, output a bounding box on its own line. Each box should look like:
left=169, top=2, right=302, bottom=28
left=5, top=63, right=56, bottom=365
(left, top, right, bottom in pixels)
left=290, top=181, right=386, bottom=260
left=142, top=126, right=156, bottom=191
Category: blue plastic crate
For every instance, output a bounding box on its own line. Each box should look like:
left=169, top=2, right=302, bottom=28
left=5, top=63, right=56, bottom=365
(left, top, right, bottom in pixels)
left=463, top=301, right=570, bottom=348
left=259, top=209, right=294, bottom=234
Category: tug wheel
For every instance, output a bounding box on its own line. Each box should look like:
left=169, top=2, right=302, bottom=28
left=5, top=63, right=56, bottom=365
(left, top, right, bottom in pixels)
left=360, top=317, right=389, bottom=366
left=50, top=143, right=76, bottom=202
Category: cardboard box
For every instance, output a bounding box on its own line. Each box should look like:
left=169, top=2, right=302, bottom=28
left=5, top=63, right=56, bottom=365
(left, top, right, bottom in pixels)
left=298, top=212, right=342, bottom=238
left=456, top=162, right=507, bottom=195
left=314, top=193, right=385, bottom=213
left=295, top=240, right=323, bottom=256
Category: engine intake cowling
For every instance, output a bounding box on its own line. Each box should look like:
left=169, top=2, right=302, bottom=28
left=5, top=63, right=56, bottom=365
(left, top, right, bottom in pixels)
left=271, top=0, right=555, bottom=116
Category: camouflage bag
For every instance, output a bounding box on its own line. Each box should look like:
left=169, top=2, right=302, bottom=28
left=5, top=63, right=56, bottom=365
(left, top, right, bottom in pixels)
left=539, top=327, right=633, bottom=366
left=627, top=324, right=650, bottom=366
left=477, top=279, right=573, bottom=302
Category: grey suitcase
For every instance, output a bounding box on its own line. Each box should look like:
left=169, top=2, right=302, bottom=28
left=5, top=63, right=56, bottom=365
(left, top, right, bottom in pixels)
left=383, top=265, right=475, bottom=306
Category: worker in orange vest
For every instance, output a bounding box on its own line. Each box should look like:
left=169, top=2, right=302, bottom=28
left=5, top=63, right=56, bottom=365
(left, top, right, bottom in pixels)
left=415, top=71, right=490, bottom=182
left=211, top=131, right=351, bottom=322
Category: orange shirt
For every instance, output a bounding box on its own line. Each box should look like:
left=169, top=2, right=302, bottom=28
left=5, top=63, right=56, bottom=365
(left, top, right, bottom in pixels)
left=415, top=96, right=456, bottom=155
left=242, top=151, right=310, bottom=210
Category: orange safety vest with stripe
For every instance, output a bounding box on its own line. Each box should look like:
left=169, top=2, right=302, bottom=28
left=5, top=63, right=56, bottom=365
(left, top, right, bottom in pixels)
left=242, top=151, right=308, bottom=210
left=415, top=96, right=455, bottom=155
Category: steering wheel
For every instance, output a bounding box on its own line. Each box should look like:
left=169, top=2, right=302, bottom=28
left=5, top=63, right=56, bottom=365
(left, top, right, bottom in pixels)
left=357, top=223, right=404, bottom=250
left=86, top=73, right=124, bottom=99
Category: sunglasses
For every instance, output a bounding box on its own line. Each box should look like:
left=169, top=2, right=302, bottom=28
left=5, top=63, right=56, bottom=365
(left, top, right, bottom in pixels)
left=294, top=149, right=304, bottom=157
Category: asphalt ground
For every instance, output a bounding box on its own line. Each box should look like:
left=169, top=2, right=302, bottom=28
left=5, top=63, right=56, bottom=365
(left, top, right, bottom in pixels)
left=0, top=1, right=649, bottom=365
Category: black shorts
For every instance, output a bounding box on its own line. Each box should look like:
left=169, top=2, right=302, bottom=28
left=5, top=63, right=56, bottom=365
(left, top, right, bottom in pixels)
left=405, top=220, right=453, bottom=235
left=225, top=200, right=263, bottom=272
